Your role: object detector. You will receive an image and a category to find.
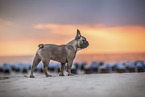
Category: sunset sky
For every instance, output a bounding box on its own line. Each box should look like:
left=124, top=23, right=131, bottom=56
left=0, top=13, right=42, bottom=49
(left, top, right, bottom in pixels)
left=0, top=0, right=145, bottom=56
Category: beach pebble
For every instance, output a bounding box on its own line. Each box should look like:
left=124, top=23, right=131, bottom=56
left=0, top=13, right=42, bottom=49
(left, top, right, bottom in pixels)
left=13, top=64, right=21, bottom=72
left=36, top=63, right=43, bottom=73
left=55, top=63, right=60, bottom=73
left=84, top=65, right=92, bottom=74
left=71, top=64, right=78, bottom=74
left=110, top=62, right=120, bottom=72
left=3, top=63, right=11, bottom=74
left=90, top=61, right=98, bottom=73
left=80, top=62, right=87, bottom=70
left=48, top=62, right=56, bottom=72
left=126, top=61, right=136, bottom=72
left=99, top=64, right=110, bottom=73
left=116, top=64, right=126, bottom=73
left=136, top=62, right=144, bottom=72
left=0, top=66, right=4, bottom=72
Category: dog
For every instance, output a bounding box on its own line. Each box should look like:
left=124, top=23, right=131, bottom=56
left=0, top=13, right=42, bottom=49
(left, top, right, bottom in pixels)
left=30, top=29, right=89, bottom=78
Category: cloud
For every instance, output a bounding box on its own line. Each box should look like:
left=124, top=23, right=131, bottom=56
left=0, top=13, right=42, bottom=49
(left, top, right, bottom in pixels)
left=0, top=18, right=27, bottom=41
left=1, top=21, right=145, bottom=56
left=0, top=0, right=145, bottom=26
left=32, top=23, right=145, bottom=53
left=33, top=23, right=77, bottom=36
left=0, top=18, right=15, bottom=26
left=33, top=23, right=105, bottom=36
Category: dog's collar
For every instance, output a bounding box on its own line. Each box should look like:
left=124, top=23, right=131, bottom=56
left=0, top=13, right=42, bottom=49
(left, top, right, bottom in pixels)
left=76, top=41, right=81, bottom=52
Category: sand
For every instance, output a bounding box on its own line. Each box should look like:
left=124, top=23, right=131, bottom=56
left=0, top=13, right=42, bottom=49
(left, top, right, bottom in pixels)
left=0, top=73, right=145, bottom=97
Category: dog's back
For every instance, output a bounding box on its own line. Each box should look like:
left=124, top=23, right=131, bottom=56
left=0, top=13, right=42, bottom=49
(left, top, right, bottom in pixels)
left=38, top=44, right=68, bottom=63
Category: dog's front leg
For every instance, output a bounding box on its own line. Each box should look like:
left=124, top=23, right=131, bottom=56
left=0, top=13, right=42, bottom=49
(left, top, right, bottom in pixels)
left=59, top=63, right=65, bottom=76
left=67, top=61, right=73, bottom=76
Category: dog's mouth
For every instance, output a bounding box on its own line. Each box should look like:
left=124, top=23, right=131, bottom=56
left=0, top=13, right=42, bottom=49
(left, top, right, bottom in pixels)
left=80, top=41, right=89, bottom=49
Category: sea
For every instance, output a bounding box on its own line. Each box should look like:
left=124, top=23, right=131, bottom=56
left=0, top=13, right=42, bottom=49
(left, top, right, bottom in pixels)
left=0, top=53, right=145, bottom=65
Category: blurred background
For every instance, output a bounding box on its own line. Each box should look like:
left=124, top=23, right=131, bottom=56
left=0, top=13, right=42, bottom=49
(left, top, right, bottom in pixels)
left=0, top=0, right=145, bottom=74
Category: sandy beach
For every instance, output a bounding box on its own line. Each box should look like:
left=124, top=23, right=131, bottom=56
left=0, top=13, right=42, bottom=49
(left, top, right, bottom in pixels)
left=0, top=73, right=145, bottom=97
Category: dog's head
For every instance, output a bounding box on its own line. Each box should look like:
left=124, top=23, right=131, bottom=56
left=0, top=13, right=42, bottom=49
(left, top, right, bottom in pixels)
left=75, top=29, right=89, bottom=50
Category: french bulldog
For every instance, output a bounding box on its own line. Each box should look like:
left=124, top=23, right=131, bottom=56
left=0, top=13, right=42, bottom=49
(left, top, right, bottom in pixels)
left=30, top=29, right=89, bottom=78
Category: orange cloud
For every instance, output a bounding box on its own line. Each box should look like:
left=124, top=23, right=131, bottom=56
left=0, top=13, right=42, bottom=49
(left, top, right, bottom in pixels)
left=0, top=24, right=145, bottom=56
left=33, top=24, right=145, bottom=54
left=33, top=24, right=104, bottom=36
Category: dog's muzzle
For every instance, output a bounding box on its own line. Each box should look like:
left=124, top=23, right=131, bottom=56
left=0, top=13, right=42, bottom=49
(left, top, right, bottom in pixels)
left=81, top=41, right=89, bottom=49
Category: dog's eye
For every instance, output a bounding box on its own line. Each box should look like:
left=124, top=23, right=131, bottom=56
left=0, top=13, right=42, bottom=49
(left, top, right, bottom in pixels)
left=82, top=39, right=86, bottom=41
left=82, top=40, right=86, bottom=43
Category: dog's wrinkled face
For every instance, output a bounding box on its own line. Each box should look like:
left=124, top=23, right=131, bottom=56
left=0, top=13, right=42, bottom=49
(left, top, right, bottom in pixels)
left=75, top=29, right=89, bottom=49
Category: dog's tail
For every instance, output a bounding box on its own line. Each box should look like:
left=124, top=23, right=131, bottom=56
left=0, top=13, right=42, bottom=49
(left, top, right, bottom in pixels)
left=38, top=44, right=44, bottom=49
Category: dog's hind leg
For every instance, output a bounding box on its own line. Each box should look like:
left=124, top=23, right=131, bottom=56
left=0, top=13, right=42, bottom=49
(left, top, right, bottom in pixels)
left=30, top=54, right=41, bottom=78
left=42, top=60, right=52, bottom=77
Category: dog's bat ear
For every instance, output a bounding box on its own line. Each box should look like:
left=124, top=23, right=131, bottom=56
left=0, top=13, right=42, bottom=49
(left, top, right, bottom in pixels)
left=75, top=29, right=81, bottom=40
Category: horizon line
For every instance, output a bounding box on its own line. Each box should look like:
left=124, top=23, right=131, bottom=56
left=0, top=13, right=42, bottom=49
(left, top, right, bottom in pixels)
left=1, top=52, right=145, bottom=57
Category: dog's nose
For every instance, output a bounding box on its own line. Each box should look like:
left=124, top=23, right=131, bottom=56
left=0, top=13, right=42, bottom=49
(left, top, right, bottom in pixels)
left=87, top=41, right=89, bottom=46
left=85, top=41, right=89, bottom=47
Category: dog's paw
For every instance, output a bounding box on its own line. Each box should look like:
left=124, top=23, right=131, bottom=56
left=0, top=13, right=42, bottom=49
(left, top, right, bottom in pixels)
left=59, top=73, right=65, bottom=76
left=46, top=75, right=52, bottom=77
left=68, top=74, right=73, bottom=76
left=30, top=75, right=35, bottom=78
